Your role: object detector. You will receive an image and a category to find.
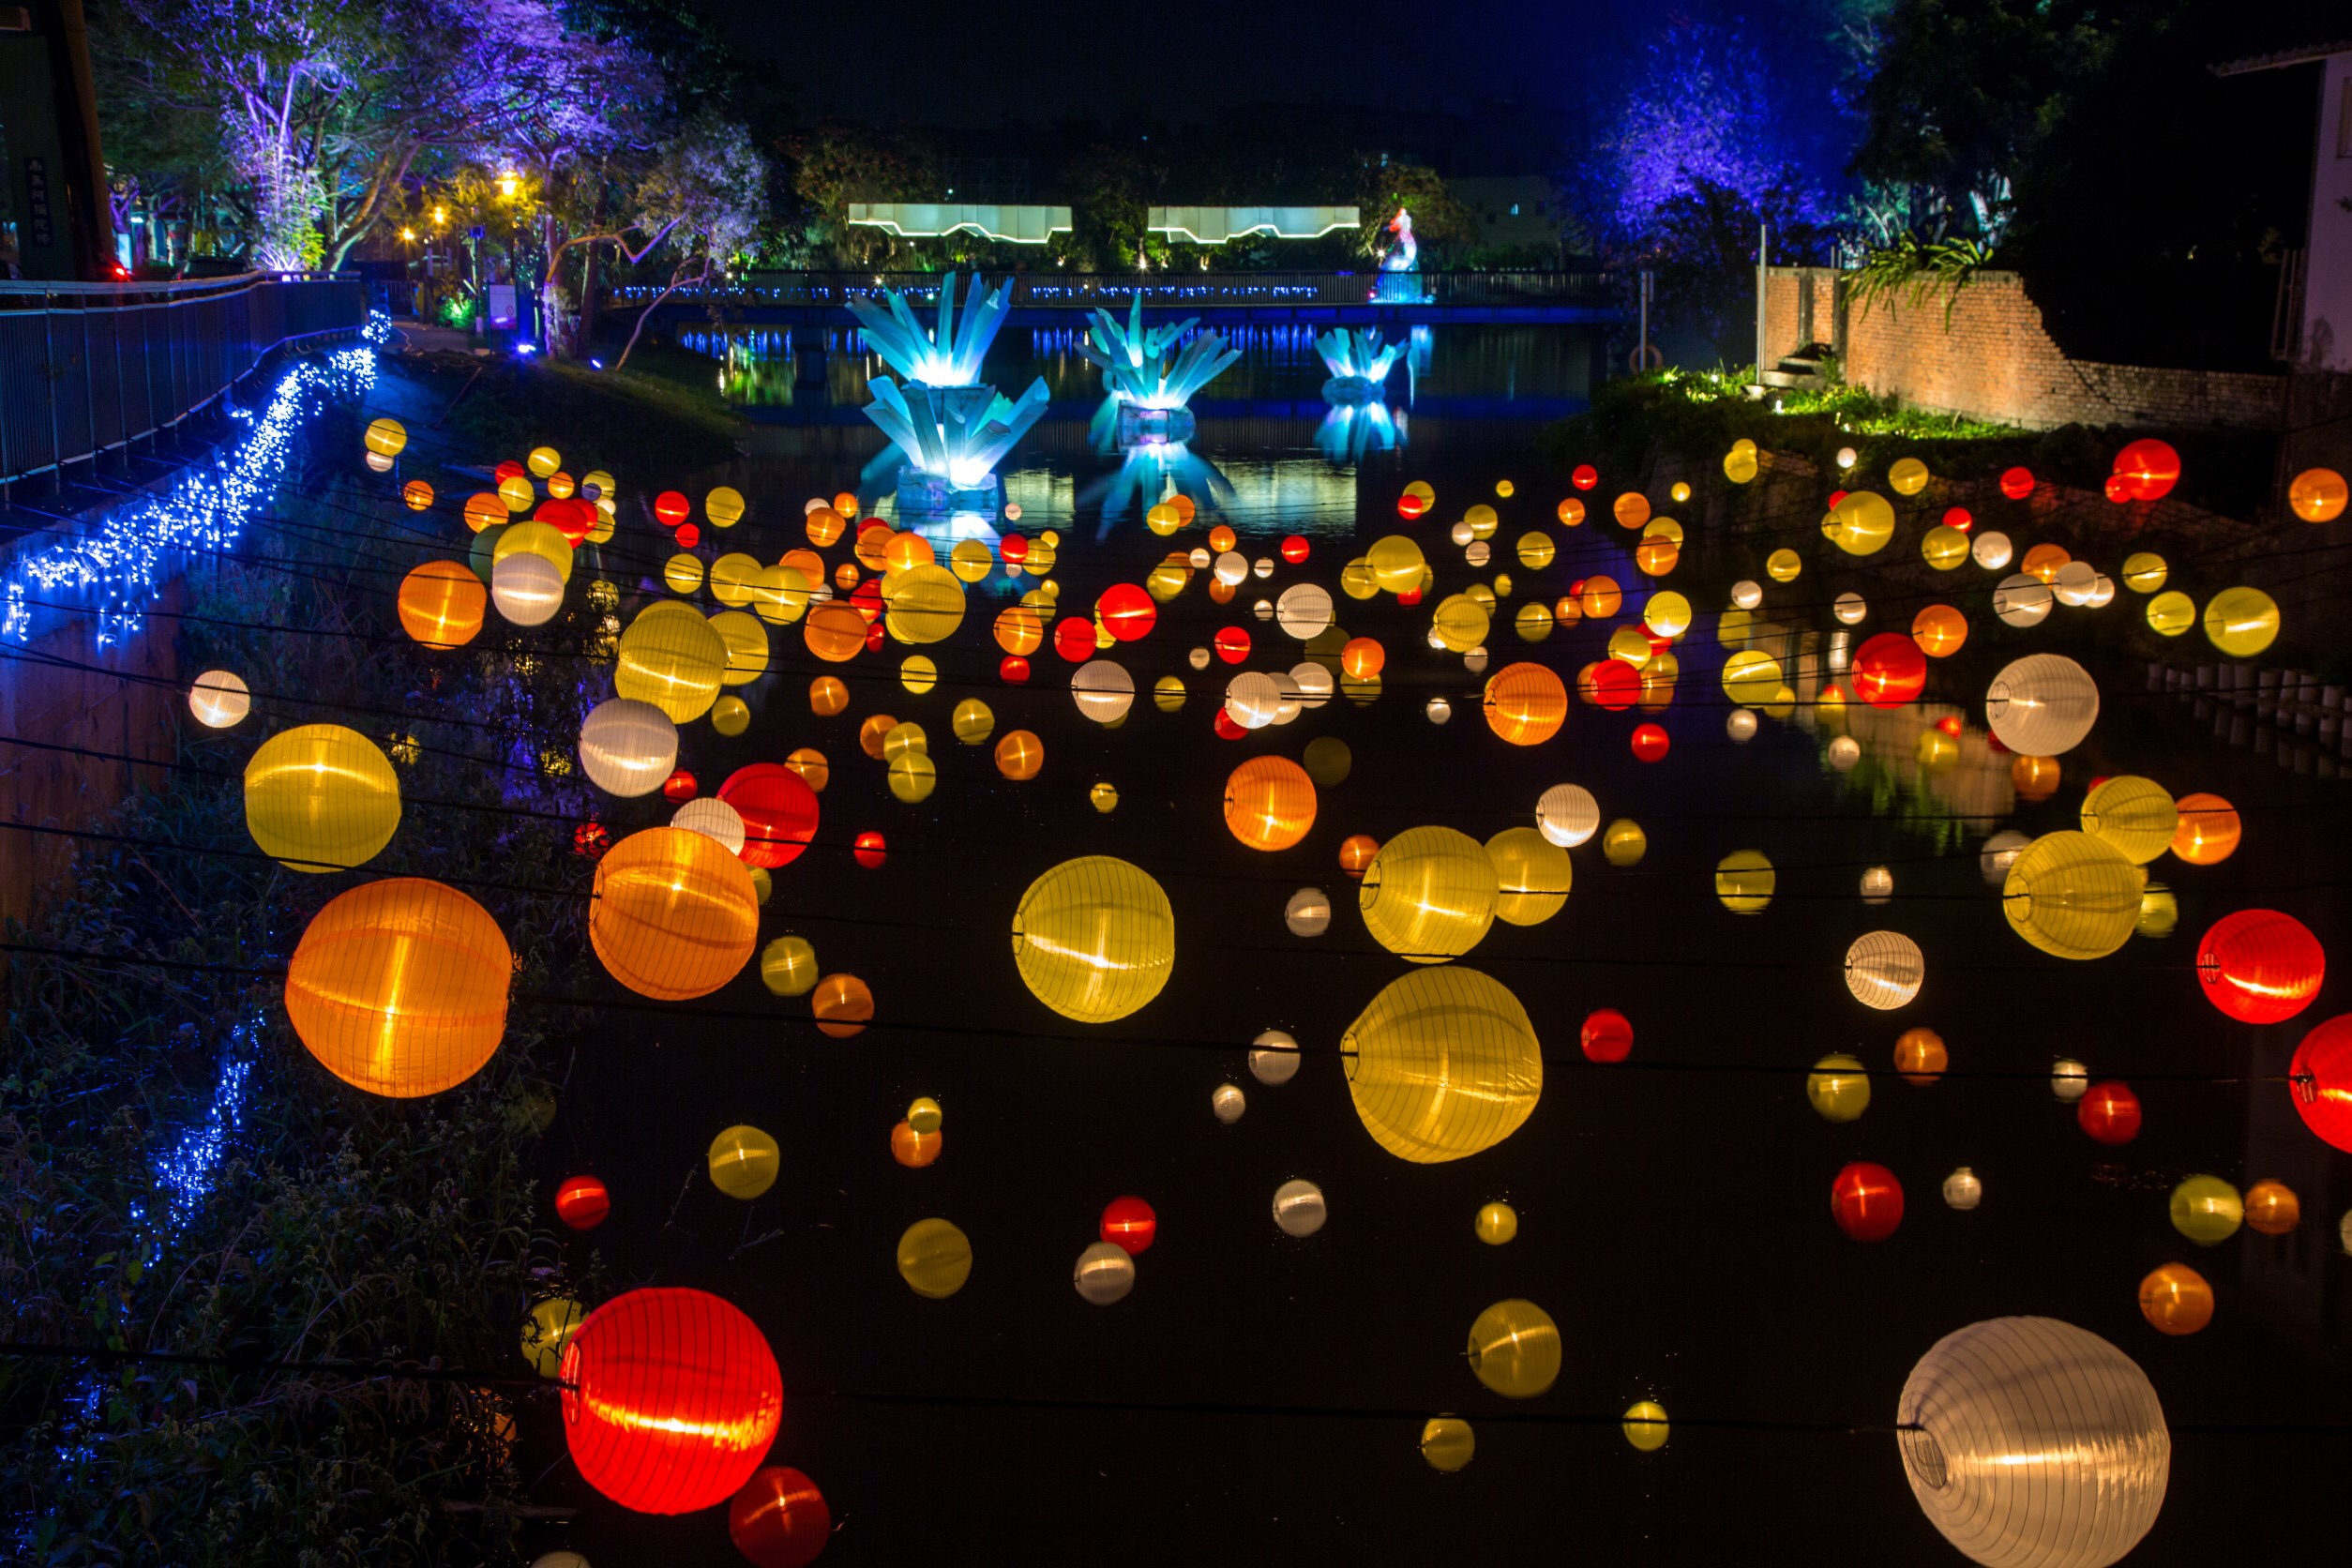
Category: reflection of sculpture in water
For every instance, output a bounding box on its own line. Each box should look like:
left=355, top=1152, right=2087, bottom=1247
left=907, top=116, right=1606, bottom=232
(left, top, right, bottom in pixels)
left=1315, top=402, right=1402, bottom=464
left=1083, top=430, right=1235, bottom=537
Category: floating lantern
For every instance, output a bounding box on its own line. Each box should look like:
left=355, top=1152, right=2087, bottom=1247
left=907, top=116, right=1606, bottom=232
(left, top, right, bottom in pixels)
left=1852, top=634, right=1926, bottom=708
left=1806, top=1053, right=1871, bottom=1122
left=1224, top=756, right=1318, bottom=851
left=708, top=1125, right=780, bottom=1199
left=1581, top=1008, right=1633, bottom=1063
left=285, top=879, right=510, bottom=1096
left=897, top=1218, right=972, bottom=1298
left=2004, top=832, right=2142, bottom=960
left=2138, top=1264, right=2212, bottom=1335
left=2168, top=1175, right=2243, bottom=1245
left=1623, top=1401, right=1669, bottom=1452
left=2288, top=467, right=2348, bottom=522
left=811, top=972, right=873, bottom=1037
left=1485, top=828, right=1571, bottom=926
left=2196, top=910, right=2323, bottom=1023
left=1485, top=662, right=1568, bottom=745
left=2203, top=586, right=2280, bottom=656
left=559, top=1288, right=781, bottom=1515
left=1272, top=1179, right=1327, bottom=1236
left=1421, top=1417, right=1475, bottom=1471
left=2244, top=1179, right=2299, bottom=1235
left=1846, top=931, right=1924, bottom=1009
left=2078, top=1080, right=2142, bottom=1144
left=1535, top=784, right=1599, bottom=847
left=1283, top=888, right=1331, bottom=938
left=1012, top=857, right=1174, bottom=1022
left=188, top=670, right=250, bottom=728
left=245, top=724, right=401, bottom=872
left=1943, top=1168, right=1982, bottom=1210
left=2288, top=1015, right=2352, bottom=1152
left=729, top=1467, right=829, bottom=1568
left=1467, top=1300, right=1560, bottom=1397
left=1074, top=1242, right=1137, bottom=1305
left=1474, top=1201, right=1518, bottom=1245
left=578, top=700, right=678, bottom=798
left=1832, top=1161, right=1904, bottom=1241
left=2081, top=776, right=2178, bottom=865
left=1984, top=656, right=2098, bottom=755
left=1359, top=826, right=1498, bottom=963
left=589, top=827, right=758, bottom=1000
left=555, top=1174, right=611, bottom=1230
left=1343, top=967, right=1541, bottom=1163
left=1894, top=1027, right=1946, bottom=1084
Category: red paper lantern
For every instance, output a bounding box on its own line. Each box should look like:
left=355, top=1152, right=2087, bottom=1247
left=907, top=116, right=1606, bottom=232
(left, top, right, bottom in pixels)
left=1579, top=659, right=1640, bottom=712
left=540, top=496, right=596, bottom=543
left=1280, top=535, right=1310, bottom=564
left=852, top=831, right=886, bottom=869
left=555, top=1173, right=611, bottom=1230
left=2113, top=438, right=2180, bottom=502
left=1214, top=626, right=1252, bottom=664
left=1396, top=490, right=1426, bottom=520
left=654, top=490, right=692, bottom=527
left=2288, top=1015, right=2352, bottom=1153
left=1052, top=617, right=1095, bottom=663
left=1572, top=464, right=1598, bottom=490
left=662, top=769, right=699, bottom=804
left=1581, top=1008, right=1633, bottom=1063
left=1630, top=723, right=1670, bottom=762
left=2197, top=911, right=2325, bottom=1024
left=1100, top=1195, right=1158, bottom=1255
left=849, top=580, right=884, bottom=625
left=1096, top=583, right=1156, bottom=641
left=675, top=521, right=701, bottom=550
left=1001, top=535, right=1030, bottom=565
left=890, top=1121, right=942, bottom=1168
left=999, top=655, right=1032, bottom=685
left=730, top=1466, right=832, bottom=1567
left=2101, top=474, right=2133, bottom=504
left=495, top=460, right=527, bottom=485
left=719, top=764, right=822, bottom=869
left=1935, top=715, right=1964, bottom=737
left=863, top=619, right=885, bottom=654
left=1212, top=710, right=1247, bottom=740
left=1397, top=586, right=1423, bottom=607
left=2077, top=1080, right=2142, bottom=1145
left=1830, top=1162, right=1904, bottom=1242
left=1998, top=466, right=2034, bottom=501
left=560, top=1287, right=782, bottom=1515
left=1826, top=488, right=1848, bottom=511
left=1851, top=633, right=1927, bottom=709
left=1941, top=505, right=1973, bottom=532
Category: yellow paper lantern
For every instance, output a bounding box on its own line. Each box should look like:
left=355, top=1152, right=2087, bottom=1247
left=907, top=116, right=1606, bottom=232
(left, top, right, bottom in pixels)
left=1515, top=531, right=1555, bottom=569
left=495, top=519, right=574, bottom=582
left=1420, top=1417, right=1475, bottom=1472
left=525, top=445, right=560, bottom=477
left=2146, top=590, right=2195, bottom=637
left=705, top=485, right=746, bottom=527
left=1622, top=1401, right=1669, bottom=1452
left=2203, top=586, right=2279, bottom=656
left=708, top=1124, right=780, bottom=1199
left=1515, top=601, right=1554, bottom=641
left=1921, top=525, right=1970, bottom=570
left=1464, top=503, right=1499, bottom=539
left=2003, top=832, right=2142, bottom=960
left=1343, top=966, right=1541, bottom=1162
left=2121, top=552, right=2168, bottom=593
left=2081, top=776, right=2179, bottom=866
left=497, top=473, right=535, bottom=513
left=245, top=724, right=401, bottom=872
left=284, top=878, right=510, bottom=1096
left=1466, top=1299, right=1560, bottom=1398
left=521, top=1296, right=582, bottom=1379
left=897, top=1218, right=973, bottom=1299
left=1485, top=827, right=1570, bottom=926
left=1806, top=1052, right=1871, bottom=1122
left=951, top=699, right=995, bottom=746
left=1823, top=490, right=1895, bottom=555
left=1724, top=441, right=1759, bottom=483
left=1474, top=1201, right=1519, bottom=1245
left=1012, top=857, right=1175, bottom=1022
left=1603, top=818, right=1647, bottom=867
left=1366, top=535, right=1427, bottom=594
left=1431, top=594, right=1490, bottom=653
left=615, top=602, right=728, bottom=723
left=1360, top=826, right=1498, bottom=963
left=1766, top=549, right=1802, bottom=582
left=884, top=563, right=967, bottom=644
left=363, top=417, right=407, bottom=457
left=760, top=935, right=818, bottom=996
left=887, top=750, right=937, bottom=803
left=588, top=826, right=758, bottom=1000
left=1715, top=850, right=1775, bottom=914
left=663, top=553, right=704, bottom=596
left=2169, top=1175, right=2243, bottom=1245
left=1888, top=457, right=1929, bottom=495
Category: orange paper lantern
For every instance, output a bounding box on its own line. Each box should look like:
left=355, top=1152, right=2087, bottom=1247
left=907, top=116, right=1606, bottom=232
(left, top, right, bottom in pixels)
left=589, top=827, right=759, bottom=1001
left=397, top=560, right=489, bottom=649
left=284, top=878, right=511, bottom=1096
left=1224, top=756, right=1318, bottom=851
left=1485, top=663, right=1568, bottom=745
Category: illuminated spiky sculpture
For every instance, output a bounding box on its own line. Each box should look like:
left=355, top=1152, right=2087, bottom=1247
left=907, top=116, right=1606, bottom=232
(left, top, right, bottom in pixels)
left=864, top=378, right=1050, bottom=490
left=1081, top=297, right=1241, bottom=411
left=850, top=273, right=1050, bottom=509
left=848, top=272, right=1016, bottom=387
left=1316, top=327, right=1402, bottom=402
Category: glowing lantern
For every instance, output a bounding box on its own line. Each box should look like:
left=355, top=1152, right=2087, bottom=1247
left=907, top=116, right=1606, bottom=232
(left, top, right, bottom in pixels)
left=1603, top=819, right=1647, bottom=867
left=1911, top=604, right=1968, bottom=657
left=360, top=417, right=408, bottom=459
left=1894, top=1028, right=1947, bottom=1084
left=802, top=602, right=867, bottom=663
left=555, top=1175, right=610, bottom=1230
left=578, top=700, right=676, bottom=799
left=1091, top=1195, right=1158, bottom=1259
left=1341, top=966, right=1541, bottom=1163
left=2195, top=910, right=2323, bottom=1023
left=245, top=725, right=400, bottom=872
left=1703, top=851, right=1772, bottom=916
left=1630, top=723, right=1669, bottom=761
left=1416, top=1416, right=1475, bottom=1473
left=2163, top=792, right=2238, bottom=865
left=1485, top=828, right=1570, bottom=926
left=1012, top=857, right=1174, bottom=1022
left=760, top=936, right=818, bottom=998
left=1474, top=1201, right=1518, bottom=1245
left=2289, top=467, right=2348, bottom=522
left=811, top=972, right=873, bottom=1037
left=1366, top=535, right=1426, bottom=594
left=523, top=1297, right=583, bottom=1378
left=2003, top=832, right=2142, bottom=960
left=2078, top=1080, right=2142, bottom=1144
left=1797, top=1053, right=1869, bottom=1123
left=882, top=564, right=966, bottom=645
left=1846, top=931, right=1923, bottom=1009
left=1467, top=1300, right=1560, bottom=1397
left=1921, top=525, right=1969, bottom=570
left=1984, top=655, right=2098, bottom=755
left=1721, top=650, right=1783, bottom=707
left=2288, top=1015, right=2352, bottom=1152
left=1359, top=826, right=1498, bottom=963
left=2112, top=438, right=2179, bottom=501
left=285, top=878, right=509, bottom=1096
left=891, top=1120, right=942, bottom=1167
left=2146, top=591, right=2195, bottom=636
left=1090, top=781, right=1120, bottom=812
left=490, top=551, right=565, bottom=627
left=707, top=1125, right=780, bottom=1199
left=1613, top=1401, right=1669, bottom=1454
left=729, top=1467, right=829, bottom=1568
left=1943, top=1168, right=1982, bottom=1210
left=1847, top=632, right=1929, bottom=709
left=188, top=670, right=251, bottom=729
left=717, top=764, right=819, bottom=869
left=1831, top=1161, right=1903, bottom=1241
left=1823, top=490, right=1895, bottom=555
left=2243, top=1179, right=2299, bottom=1235
left=1337, top=834, right=1380, bottom=880
left=1571, top=1006, right=1631, bottom=1063
left=1223, top=757, right=1317, bottom=852
left=1072, top=1241, right=1137, bottom=1305
left=1766, top=549, right=1802, bottom=582
left=2139, top=1264, right=2212, bottom=1335
left=2079, top=777, right=2177, bottom=866
left=614, top=603, right=727, bottom=724
left=558, top=1288, right=781, bottom=1515
left=1484, top=662, right=1567, bottom=745
left=2168, top=1174, right=2243, bottom=1245
left=1898, top=1317, right=2168, bottom=1568
left=588, top=827, right=758, bottom=1001
left=897, top=1218, right=972, bottom=1298
left=1398, top=480, right=1434, bottom=518
left=1534, top=784, right=1599, bottom=848
left=2202, top=586, right=2280, bottom=656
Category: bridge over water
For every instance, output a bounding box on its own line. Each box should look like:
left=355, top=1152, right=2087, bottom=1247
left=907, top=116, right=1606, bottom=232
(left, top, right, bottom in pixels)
left=621, top=269, right=1625, bottom=330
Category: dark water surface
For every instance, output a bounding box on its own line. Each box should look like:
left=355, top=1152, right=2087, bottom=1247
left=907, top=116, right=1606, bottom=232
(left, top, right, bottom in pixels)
left=537, top=328, right=2350, bottom=1565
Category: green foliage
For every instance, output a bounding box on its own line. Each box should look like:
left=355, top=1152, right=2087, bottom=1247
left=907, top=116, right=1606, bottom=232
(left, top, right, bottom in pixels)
left=0, top=460, right=605, bottom=1563
left=1846, top=234, right=1995, bottom=326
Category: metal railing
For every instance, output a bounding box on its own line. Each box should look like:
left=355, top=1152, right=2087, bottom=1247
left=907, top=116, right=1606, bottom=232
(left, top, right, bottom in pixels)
left=0, top=273, right=367, bottom=488
left=614, top=269, right=1613, bottom=309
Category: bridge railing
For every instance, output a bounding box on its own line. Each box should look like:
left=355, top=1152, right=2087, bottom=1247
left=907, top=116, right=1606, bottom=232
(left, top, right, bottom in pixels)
left=614, top=269, right=1613, bottom=310
left=0, top=273, right=368, bottom=489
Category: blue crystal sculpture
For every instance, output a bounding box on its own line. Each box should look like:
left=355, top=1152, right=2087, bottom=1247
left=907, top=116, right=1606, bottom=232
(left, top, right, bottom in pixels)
left=1316, top=327, right=1402, bottom=403
left=1079, top=297, right=1241, bottom=445
left=850, top=273, right=1050, bottom=513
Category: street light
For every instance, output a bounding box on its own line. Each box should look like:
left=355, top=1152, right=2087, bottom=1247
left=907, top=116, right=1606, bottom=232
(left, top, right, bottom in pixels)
left=498, top=173, right=518, bottom=199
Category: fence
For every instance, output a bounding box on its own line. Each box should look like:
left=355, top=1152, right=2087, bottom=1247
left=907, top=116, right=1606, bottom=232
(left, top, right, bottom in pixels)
left=616, top=269, right=1612, bottom=310
left=0, top=273, right=367, bottom=488
left=2148, top=661, right=2352, bottom=777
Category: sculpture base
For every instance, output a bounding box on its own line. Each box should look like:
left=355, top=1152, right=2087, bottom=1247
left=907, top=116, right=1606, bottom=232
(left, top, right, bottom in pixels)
left=1117, top=403, right=1196, bottom=447
left=1322, top=376, right=1380, bottom=405
left=1374, top=271, right=1429, bottom=304
left=897, top=467, right=1002, bottom=517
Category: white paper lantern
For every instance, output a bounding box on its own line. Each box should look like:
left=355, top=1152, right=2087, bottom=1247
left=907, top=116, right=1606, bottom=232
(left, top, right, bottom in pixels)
left=1187, top=646, right=1211, bottom=671
left=188, top=670, right=251, bottom=729
left=1272, top=1179, right=1327, bottom=1237
left=491, top=551, right=565, bottom=626
left=1269, top=672, right=1302, bottom=726
left=1992, top=573, right=2054, bottom=628
left=1276, top=583, right=1334, bottom=641
left=1072, top=659, right=1136, bottom=724
left=1726, top=709, right=1758, bottom=742
left=1253, top=556, right=1274, bottom=579
left=1971, top=531, right=2013, bottom=570
left=1284, top=887, right=1332, bottom=938
left=1979, top=829, right=2031, bottom=885
left=1213, top=550, right=1248, bottom=586
left=1450, top=520, right=1473, bottom=546
left=1846, top=930, right=1924, bottom=1009
left=1897, top=1317, right=2168, bottom=1568
left=1942, top=1168, right=1982, bottom=1211
left=1073, top=1241, right=1137, bottom=1304
left=1466, top=540, right=1492, bottom=567
left=1289, top=662, right=1334, bottom=709
left=1212, top=1082, right=1246, bottom=1123
left=1463, top=646, right=1489, bottom=675
left=2051, top=1059, right=2089, bottom=1102
left=1425, top=697, right=1453, bottom=724
left=1731, top=580, right=1763, bottom=610
left=1535, top=784, right=1600, bottom=848
left=2052, top=560, right=2100, bottom=606
left=1861, top=865, right=1893, bottom=903
left=578, top=699, right=678, bottom=797
left=2086, top=572, right=2115, bottom=609
left=1252, top=597, right=1273, bottom=621
left=1827, top=736, right=1862, bottom=771
left=1250, top=1029, right=1301, bottom=1084
left=671, top=797, right=746, bottom=856
left=1224, top=671, right=1281, bottom=730
left=1985, top=655, right=2099, bottom=755
left=1833, top=591, right=1867, bottom=625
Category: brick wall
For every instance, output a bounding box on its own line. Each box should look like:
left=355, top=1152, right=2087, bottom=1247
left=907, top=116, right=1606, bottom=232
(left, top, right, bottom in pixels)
left=1760, top=265, right=2286, bottom=432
